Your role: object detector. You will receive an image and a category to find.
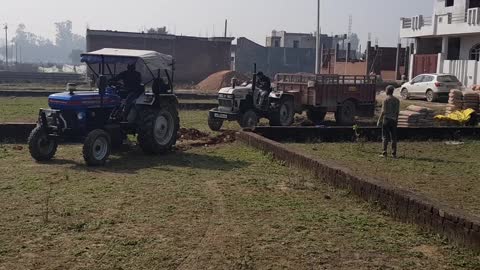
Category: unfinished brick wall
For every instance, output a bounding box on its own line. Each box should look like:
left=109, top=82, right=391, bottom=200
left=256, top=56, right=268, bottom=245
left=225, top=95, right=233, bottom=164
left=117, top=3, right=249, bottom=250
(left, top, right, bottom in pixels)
left=237, top=131, right=480, bottom=251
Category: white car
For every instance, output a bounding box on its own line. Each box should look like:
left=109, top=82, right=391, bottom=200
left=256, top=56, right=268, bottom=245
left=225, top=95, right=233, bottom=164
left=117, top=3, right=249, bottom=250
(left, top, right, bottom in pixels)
left=400, top=74, right=464, bottom=102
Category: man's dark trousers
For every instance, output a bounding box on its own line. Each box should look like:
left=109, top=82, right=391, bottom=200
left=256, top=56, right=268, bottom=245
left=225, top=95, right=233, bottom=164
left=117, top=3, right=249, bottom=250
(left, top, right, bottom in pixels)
left=382, top=118, right=398, bottom=156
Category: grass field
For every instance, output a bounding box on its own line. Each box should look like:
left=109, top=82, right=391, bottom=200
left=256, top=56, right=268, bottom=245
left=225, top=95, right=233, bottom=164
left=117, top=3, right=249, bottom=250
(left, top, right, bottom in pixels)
left=289, top=141, right=480, bottom=218
left=0, top=143, right=479, bottom=269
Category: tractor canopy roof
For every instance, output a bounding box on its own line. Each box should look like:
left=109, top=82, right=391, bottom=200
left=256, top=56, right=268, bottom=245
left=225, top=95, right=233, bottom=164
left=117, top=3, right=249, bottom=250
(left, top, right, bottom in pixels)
left=81, top=48, right=174, bottom=71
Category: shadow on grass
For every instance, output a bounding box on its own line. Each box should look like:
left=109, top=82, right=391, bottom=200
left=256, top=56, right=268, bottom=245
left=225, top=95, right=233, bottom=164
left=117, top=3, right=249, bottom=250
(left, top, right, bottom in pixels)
left=51, top=147, right=250, bottom=174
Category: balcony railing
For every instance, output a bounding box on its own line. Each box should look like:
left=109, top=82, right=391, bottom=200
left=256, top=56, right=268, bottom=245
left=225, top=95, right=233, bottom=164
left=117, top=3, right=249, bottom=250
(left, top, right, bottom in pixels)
left=401, top=16, right=432, bottom=30
left=401, top=8, right=480, bottom=31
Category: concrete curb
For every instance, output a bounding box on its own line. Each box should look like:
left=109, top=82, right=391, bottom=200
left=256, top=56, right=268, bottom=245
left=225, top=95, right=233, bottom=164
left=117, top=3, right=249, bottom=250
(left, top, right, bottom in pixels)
left=237, top=130, right=480, bottom=251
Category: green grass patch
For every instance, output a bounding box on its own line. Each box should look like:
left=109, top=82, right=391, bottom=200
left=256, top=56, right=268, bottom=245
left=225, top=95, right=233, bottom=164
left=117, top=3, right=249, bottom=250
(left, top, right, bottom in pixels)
left=0, top=143, right=479, bottom=269
left=289, top=141, right=480, bottom=217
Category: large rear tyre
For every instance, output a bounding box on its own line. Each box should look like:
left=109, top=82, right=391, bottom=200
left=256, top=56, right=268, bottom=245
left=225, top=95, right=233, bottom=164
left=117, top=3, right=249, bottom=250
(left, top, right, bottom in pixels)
left=335, top=100, right=356, bottom=126
left=239, top=110, right=259, bottom=128
left=307, top=109, right=327, bottom=124
left=83, top=129, right=111, bottom=166
left=269, top=99, right=294, bottom=126
left=28, top=126, right=58, bottom=162
left=208, top=114, right=224, bottom=131
left=137, top=104, right=180, bottom=154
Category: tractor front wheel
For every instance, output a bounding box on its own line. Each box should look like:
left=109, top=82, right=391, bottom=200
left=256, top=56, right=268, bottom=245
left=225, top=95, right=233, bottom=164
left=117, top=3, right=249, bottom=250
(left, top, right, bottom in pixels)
left=137, top=104, right=180, bottom=154
left=28, top=126, right=58, bottom=162
left=83, top=129, right=111, bottom=166
left=208, top=114, right=224, bottom=131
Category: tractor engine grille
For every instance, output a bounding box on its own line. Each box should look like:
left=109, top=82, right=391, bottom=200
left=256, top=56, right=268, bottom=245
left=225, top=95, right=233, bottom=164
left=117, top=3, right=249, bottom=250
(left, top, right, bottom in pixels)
left=218, top=99, right=234, bottom=108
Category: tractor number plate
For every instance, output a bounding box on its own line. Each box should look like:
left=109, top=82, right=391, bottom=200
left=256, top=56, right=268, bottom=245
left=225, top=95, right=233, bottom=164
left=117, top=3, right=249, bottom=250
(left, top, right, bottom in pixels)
left=214, top=113, right=228, bottom=119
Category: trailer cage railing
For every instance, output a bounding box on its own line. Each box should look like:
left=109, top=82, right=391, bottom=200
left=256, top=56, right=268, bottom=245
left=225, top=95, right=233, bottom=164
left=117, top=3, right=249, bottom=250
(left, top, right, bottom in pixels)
left=275, top=74, right=377, bottom=86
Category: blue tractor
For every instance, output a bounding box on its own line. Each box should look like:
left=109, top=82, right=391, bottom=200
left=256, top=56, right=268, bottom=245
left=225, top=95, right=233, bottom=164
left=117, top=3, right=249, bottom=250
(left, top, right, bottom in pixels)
left=28, top=48, right=180, bottom=166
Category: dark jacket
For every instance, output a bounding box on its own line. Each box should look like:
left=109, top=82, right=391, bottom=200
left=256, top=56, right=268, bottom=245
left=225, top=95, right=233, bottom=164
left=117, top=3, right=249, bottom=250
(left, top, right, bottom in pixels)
left=114, top=70, right=142, bottom=92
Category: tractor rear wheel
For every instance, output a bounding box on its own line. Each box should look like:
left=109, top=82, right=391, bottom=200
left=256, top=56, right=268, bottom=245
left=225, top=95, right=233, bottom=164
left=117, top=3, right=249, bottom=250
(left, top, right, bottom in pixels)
left=269, top=98, right=294, bottom=126
left=28, top=126, right=58, bottom=162
left=137, top=103, right=180, bottom=154
left=239, top=110, right=259, bottom=128
left=307, top=109, right=327, bottom=124
left=335, top=100, right=356, bottom=126
left=83, top=129, right=111, bottom=166
left=208, top=114, right=224, bottom=131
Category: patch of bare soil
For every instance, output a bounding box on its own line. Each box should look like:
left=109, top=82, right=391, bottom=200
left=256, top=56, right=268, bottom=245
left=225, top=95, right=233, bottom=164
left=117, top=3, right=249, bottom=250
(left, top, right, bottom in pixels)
left=176, top=128, right=237, bottom=151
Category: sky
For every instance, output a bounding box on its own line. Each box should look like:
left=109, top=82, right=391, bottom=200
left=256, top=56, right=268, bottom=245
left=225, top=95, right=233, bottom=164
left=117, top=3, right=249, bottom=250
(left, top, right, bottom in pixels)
left=0, top=0, right=433, bottom=47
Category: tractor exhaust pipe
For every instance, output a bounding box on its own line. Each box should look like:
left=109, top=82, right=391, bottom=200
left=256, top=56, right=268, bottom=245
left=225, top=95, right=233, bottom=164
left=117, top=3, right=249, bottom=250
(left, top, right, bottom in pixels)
left=252, top=63, right=257, bottom=92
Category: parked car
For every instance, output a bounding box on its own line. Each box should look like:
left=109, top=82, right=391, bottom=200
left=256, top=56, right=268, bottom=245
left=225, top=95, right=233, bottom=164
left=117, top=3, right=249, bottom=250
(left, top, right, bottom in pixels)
left=400, top=74, right=464, bottom=102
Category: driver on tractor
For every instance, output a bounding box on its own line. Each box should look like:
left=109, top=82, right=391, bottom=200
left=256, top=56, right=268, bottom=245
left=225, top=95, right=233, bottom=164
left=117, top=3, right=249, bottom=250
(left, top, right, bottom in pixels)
left=111, top=64, right=144, bottom=119
left=255, top=72, right=272, bottom=110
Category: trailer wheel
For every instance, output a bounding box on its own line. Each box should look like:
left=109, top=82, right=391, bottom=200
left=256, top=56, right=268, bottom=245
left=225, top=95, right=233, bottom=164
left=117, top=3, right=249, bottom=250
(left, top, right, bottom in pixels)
left=239, top=110, right=259, bottom=128
left=270, top=99, right=294, bottom=126
left=83, top=129, right=111, bottom=166
left=208, top=114, right=224, bottom=131
left=335, top=100, right=356, bottom=126
left=28, top=126, right=58, bottom=162
left=307, top=109, right=327, bottom=124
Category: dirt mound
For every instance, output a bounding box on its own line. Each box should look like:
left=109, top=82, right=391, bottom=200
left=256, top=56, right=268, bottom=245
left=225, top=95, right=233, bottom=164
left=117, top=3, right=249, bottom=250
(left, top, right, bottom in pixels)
left=196, top=70, right=250, bottom=92
left=178, top=128, right=210, bottom=141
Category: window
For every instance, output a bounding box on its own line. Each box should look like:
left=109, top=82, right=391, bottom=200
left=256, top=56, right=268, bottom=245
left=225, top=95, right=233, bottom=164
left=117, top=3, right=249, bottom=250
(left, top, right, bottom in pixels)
left=412, top=75, right=424, bottom=83
left=446, top=0, right=454, bottom=7
left=470, top=43, right=480, bottom=60
left=293, top=40, right=299, bottom=48
left=437, top=75, right=460, bottom=83
left=274, top=40, right=280, bottom=47
left=422, top=75, right=434, bottom=82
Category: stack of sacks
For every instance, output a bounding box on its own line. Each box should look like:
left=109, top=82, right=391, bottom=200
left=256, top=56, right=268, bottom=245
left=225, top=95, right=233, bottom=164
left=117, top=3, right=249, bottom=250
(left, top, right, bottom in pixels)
left=462, top=91, right=479, bottom=111
left=472, top=86, right=480, bottom=106
left=397, top=105, right=435, bottom=127
left=446, top=89, right=463, bottom=115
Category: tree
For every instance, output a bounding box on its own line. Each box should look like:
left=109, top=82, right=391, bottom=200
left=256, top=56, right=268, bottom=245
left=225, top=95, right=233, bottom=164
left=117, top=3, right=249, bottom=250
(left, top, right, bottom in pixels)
left=147, top=27, right=168, bottom=34
left=55, top=21, right=73, bottom=50
left=69, top=49, right=83, bottom=64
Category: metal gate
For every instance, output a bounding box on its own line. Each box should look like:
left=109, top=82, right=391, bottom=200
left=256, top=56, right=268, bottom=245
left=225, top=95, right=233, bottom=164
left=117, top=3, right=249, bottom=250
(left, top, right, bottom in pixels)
left=413, top=54, right=438, bottom=77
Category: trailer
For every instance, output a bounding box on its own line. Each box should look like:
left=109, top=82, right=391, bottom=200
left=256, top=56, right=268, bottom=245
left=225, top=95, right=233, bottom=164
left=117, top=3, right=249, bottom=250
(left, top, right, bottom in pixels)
left=208, top=72, right=377, bottom=131
left=275, top=73, right=377, bottom=125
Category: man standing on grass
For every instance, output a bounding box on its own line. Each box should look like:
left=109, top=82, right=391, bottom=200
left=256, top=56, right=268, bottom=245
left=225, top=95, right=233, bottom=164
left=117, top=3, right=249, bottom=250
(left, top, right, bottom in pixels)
left=377, top=85, right=400, bottom=158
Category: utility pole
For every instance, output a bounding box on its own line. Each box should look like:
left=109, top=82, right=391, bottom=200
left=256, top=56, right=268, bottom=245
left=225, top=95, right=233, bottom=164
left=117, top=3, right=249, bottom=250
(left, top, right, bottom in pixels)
left=315, top=0, right=321, bottom=74
left=4, top=24, right=8, bottom=70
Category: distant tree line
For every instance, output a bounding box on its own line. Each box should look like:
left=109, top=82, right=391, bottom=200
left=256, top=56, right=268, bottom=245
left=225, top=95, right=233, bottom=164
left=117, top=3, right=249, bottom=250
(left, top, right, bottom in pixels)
left=0, top=20, right=86, bottom=65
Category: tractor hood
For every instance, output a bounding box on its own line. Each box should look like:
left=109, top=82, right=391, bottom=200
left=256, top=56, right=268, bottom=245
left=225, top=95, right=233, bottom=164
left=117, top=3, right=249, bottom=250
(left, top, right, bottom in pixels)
left=218, top=84, right=252, bottom=99
left=48, top=91, right=121, bottom=110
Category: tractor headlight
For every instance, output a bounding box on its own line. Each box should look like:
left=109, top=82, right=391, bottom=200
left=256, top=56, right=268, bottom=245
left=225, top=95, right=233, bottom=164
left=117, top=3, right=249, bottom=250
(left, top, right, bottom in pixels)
left=219, top=94, right=234, bottom=99
left=77, top=112, right=86, bottom=120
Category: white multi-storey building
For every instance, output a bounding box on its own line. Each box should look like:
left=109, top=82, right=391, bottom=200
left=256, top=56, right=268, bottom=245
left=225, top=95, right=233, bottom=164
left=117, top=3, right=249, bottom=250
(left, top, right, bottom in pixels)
left=400, top=0, right=480, bottom=86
